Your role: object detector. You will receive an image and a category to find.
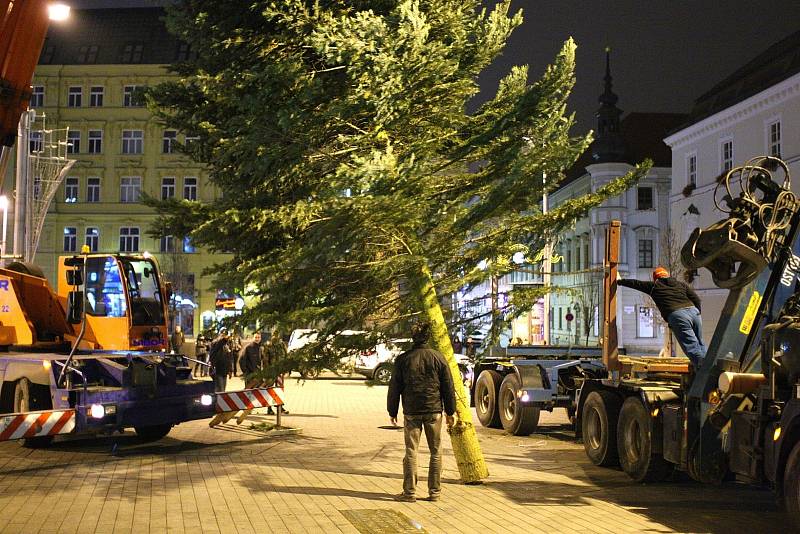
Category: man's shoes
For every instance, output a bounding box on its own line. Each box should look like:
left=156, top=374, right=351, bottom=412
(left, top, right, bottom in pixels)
left=426, top=494, right=440, bottom=502
left=280, top=407, right=289, bottom=414
left=266, top=407, right=275, bottom=415
left=394, top=493, right=416, bottom=502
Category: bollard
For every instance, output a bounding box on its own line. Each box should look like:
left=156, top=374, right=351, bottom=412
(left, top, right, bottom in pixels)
left=276, top=404, right=282, bottom=427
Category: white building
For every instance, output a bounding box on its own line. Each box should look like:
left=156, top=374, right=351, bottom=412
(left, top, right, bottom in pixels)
left=456, top=53, right=684, bottom=353
left=665, top=30, right=800, bottom=342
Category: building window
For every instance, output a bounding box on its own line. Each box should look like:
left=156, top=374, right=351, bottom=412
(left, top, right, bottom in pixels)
left=184, top=136, right=199, bottom=150
left=29, top=131, right=43, bottom=153
left=89, top=86, right=104, bottom=107
left=566, top=248, right=572, bottom=272
left=88, top=130, right=102, bottom=154
left=87, top=177, right=101, bottom=202
left=721, top=140, right=733, bottom=173
left=67, top=86, right=82, bottom=107
left=123, top=85, right=144, bottom=107
left=637, top=187, right=654, bottom=210
left=687, top=155, right=697, bottom=187
left=30, top=86, right=44, bottom=108
left=67, top=130, right=80, bottom=154
left=121, top=43, right=144, bottom=64
left=85, top=227, right=99, bottom=252
left=183, top=177, right=197, bottom=200
left=77, top=45, right=99, bottom=64
left=161, top=177, right=176, bottom=200
left=121, top=130, right=143, bottom=154
left=119, top=227, right=140, bottom=252
left=175, top=42, right=193, bottom=61
left=65, top=177, right=79, bottom=203
left=162, top=130, right=177, bottom=154
left=637, top=306, right=655, bottom=338
left=160, top=235, right=175, bottom=253
left=558, top=307, right=563, bottom=330
left=63, top=227, right=77, bottom=252
left=638, top=239, right=654, bottom=269
left=183, top=236, right=196, bottom=253
left=120, top=176, right=142, bottom=203
left=768, top=120, right=781, bottom=157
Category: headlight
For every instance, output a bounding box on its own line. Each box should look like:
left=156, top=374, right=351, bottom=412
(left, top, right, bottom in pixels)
left=200, top=394, right=213, bottom=406
left=90, top=404, right=105, bottom=419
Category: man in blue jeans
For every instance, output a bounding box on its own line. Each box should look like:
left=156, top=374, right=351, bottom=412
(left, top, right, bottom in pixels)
left=618, top=267, right=707, bottom=366
left=388, top=321, right=456, bottom=502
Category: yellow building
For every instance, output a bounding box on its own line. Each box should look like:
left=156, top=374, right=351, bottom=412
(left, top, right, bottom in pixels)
left=25, top=7, right=228, bottom=337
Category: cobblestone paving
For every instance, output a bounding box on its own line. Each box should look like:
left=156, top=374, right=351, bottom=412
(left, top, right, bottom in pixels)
left=0, top=376, right=790, bottom=533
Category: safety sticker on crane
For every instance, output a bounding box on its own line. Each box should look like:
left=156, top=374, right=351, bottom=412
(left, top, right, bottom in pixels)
left=0, top=409, right=76, bottom=441
left=215, top=387, right=285, bottom=413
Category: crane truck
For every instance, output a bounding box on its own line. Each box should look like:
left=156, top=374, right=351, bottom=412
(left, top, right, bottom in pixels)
left=472, top=156, right=800, bottom=519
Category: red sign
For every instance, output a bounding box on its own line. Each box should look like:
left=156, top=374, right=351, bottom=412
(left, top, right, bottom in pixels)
left=565, top=312, right=574, bottom=322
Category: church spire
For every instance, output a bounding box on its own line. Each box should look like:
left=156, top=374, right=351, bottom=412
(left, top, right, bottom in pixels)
left=590, top=47, right=626, bottom=163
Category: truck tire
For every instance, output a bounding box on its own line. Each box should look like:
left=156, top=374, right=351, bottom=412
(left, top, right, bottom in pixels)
left=14, top=378, right=54, bottom=448
left=783, top=440, right=800, bottom=524
left=498, top=373, right=540, bottom=436
left=617, top=397, right=674, bottom=482
left=134, top=424, right=172, bottom=442
left=475, top=370, right=502, bottom=428
left=373, top=364, right=392, bottom=385
left=581, top=390, right=621, bottom=467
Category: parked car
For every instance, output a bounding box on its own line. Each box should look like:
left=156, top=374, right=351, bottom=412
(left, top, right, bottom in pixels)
left=355, top=339, right=473, bottom=386
left=287, top=328, right=370, bottom=377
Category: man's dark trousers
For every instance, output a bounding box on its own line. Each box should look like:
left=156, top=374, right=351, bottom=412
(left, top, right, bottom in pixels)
left=403, top=413, right=443, bottom=498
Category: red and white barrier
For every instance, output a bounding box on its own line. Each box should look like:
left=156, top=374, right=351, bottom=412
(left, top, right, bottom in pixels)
left=0, top=409, right=76, bottom=441
left=215, top=387, right=285, bottom=413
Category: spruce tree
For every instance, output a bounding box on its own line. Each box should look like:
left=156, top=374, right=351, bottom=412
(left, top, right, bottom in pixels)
left=147, top=0, right=649, bottom=483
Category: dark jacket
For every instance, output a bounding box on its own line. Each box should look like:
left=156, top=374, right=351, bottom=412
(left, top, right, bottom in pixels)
left=618, top=277, right=702, bottom=320
left=195, top=337, right=208, bottom=357
left=209, top=336, right=231, bottom=376
left=387, top=345, right=456, bottom=418
left=264, top=338, right=287, bottom=367
left=240, top=341, right=262, bottom=376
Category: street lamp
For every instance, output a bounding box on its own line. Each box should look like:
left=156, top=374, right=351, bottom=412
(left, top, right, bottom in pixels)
left=47, top=3, right=71, bottom=21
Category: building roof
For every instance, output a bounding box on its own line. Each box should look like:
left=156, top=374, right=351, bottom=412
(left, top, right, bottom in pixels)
left=684, top=29, right=800, bottom=125
left=39, top=8, right=183, bottom=65
left=561, top=112, right=686, bottom=187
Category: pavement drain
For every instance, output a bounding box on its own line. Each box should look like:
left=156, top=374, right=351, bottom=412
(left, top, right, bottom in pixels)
left=340, top=509, right=428, bottom=533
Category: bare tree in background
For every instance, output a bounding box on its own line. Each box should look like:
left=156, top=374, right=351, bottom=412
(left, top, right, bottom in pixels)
left=160, top=236, right=192, bottom=334
left=659, top=227, right=685, bottom=357
left=573, top=269, right=602, bottom=346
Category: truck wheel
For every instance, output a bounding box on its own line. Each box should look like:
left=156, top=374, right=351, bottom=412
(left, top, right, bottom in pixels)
left=475, top=370, right=502, bottom=428
left=498, top=373, right=540, bottom=436
left=14, top=378, right=54, bottom=448
left=617, top=397, right=674, bottom=482
left=373, top=364, right=392, bottom=385
left=783, top=440, right=800, bottom=523
left=134, top=424, right=172, bottom=442
left=581, top=390, right=621, bottom=467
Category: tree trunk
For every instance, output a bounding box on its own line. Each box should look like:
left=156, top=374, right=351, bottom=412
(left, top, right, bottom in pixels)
left=412, top=264, right=489, bottom=484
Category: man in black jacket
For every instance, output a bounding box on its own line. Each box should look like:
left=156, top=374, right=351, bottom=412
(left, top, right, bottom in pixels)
left=209, top=328, right=231, bottom=392
left=618, top=266, right=706, bottom=366
left=240, top=332, right=263, bottom=388
left=388, top=321, right=456, bottom=502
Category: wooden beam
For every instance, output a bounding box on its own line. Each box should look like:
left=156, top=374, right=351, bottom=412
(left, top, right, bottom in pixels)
left=603, top=220, right=621, bottom=374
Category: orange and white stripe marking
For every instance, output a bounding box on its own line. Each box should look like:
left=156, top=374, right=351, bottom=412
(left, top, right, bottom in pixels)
left=216, top=387, right=284, bottom=413
left=0, top=410, right=76, bottom=441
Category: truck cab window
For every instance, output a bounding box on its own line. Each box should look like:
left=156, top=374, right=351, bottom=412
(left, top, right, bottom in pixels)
left=122, top=258, right=165, bottom=326
left=85, top=256, right=127, bottom=317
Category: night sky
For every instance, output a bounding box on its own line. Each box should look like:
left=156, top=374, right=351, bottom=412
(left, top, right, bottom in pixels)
left=71, top=0, right=800, bottom=133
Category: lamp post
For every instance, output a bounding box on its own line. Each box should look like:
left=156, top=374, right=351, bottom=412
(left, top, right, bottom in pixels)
left=0, top=195, right=7, bottom=267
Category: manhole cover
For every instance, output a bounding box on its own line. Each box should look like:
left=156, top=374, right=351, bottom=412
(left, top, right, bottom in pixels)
left=340, top=509, right=428, bottom=533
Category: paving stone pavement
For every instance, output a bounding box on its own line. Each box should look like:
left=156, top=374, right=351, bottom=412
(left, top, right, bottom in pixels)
left=0, top=375, right=791, bottom=534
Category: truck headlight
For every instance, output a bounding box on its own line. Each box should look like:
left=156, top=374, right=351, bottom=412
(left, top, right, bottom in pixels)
left=90, top=404, right=105, bottom=419
left=200, top=394, right=213, bottom=406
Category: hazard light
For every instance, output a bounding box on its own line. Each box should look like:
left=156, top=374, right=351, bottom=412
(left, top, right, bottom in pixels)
left=200, top=394, right=213, bottom=406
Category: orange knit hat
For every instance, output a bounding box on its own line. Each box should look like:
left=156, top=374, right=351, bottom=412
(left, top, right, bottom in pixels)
left=652, top=267, right=670, bottom=281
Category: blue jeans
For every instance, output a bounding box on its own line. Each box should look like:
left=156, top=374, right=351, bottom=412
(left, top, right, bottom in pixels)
left=667, top=306, right=706, bottom=367
left=213, top=374, right=227, bottom=393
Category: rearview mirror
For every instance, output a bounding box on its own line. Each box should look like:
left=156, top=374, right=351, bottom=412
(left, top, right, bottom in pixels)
left=164, top=281, right=173, bottom=302
left=66, top=268, right=83, bottom=287
left=67, top=291, right=83, bottom=324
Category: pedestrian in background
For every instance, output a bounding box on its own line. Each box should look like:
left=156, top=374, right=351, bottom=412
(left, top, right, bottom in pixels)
left=227, top=332, right=242, bottom=379
left=170, top=325, right=185, bottom=354
left=388, top=321, right=456, bottom=502
left=209, top=328, right=231, bottom=392
left=240, top=332, right=264, bottom=388
left=264, top=330, right=289, bottom=415
left=193, top=333, right=209, bottom=378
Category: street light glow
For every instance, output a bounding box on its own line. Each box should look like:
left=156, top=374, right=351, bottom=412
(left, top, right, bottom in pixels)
left=48, top=3, right=71, bottom=21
